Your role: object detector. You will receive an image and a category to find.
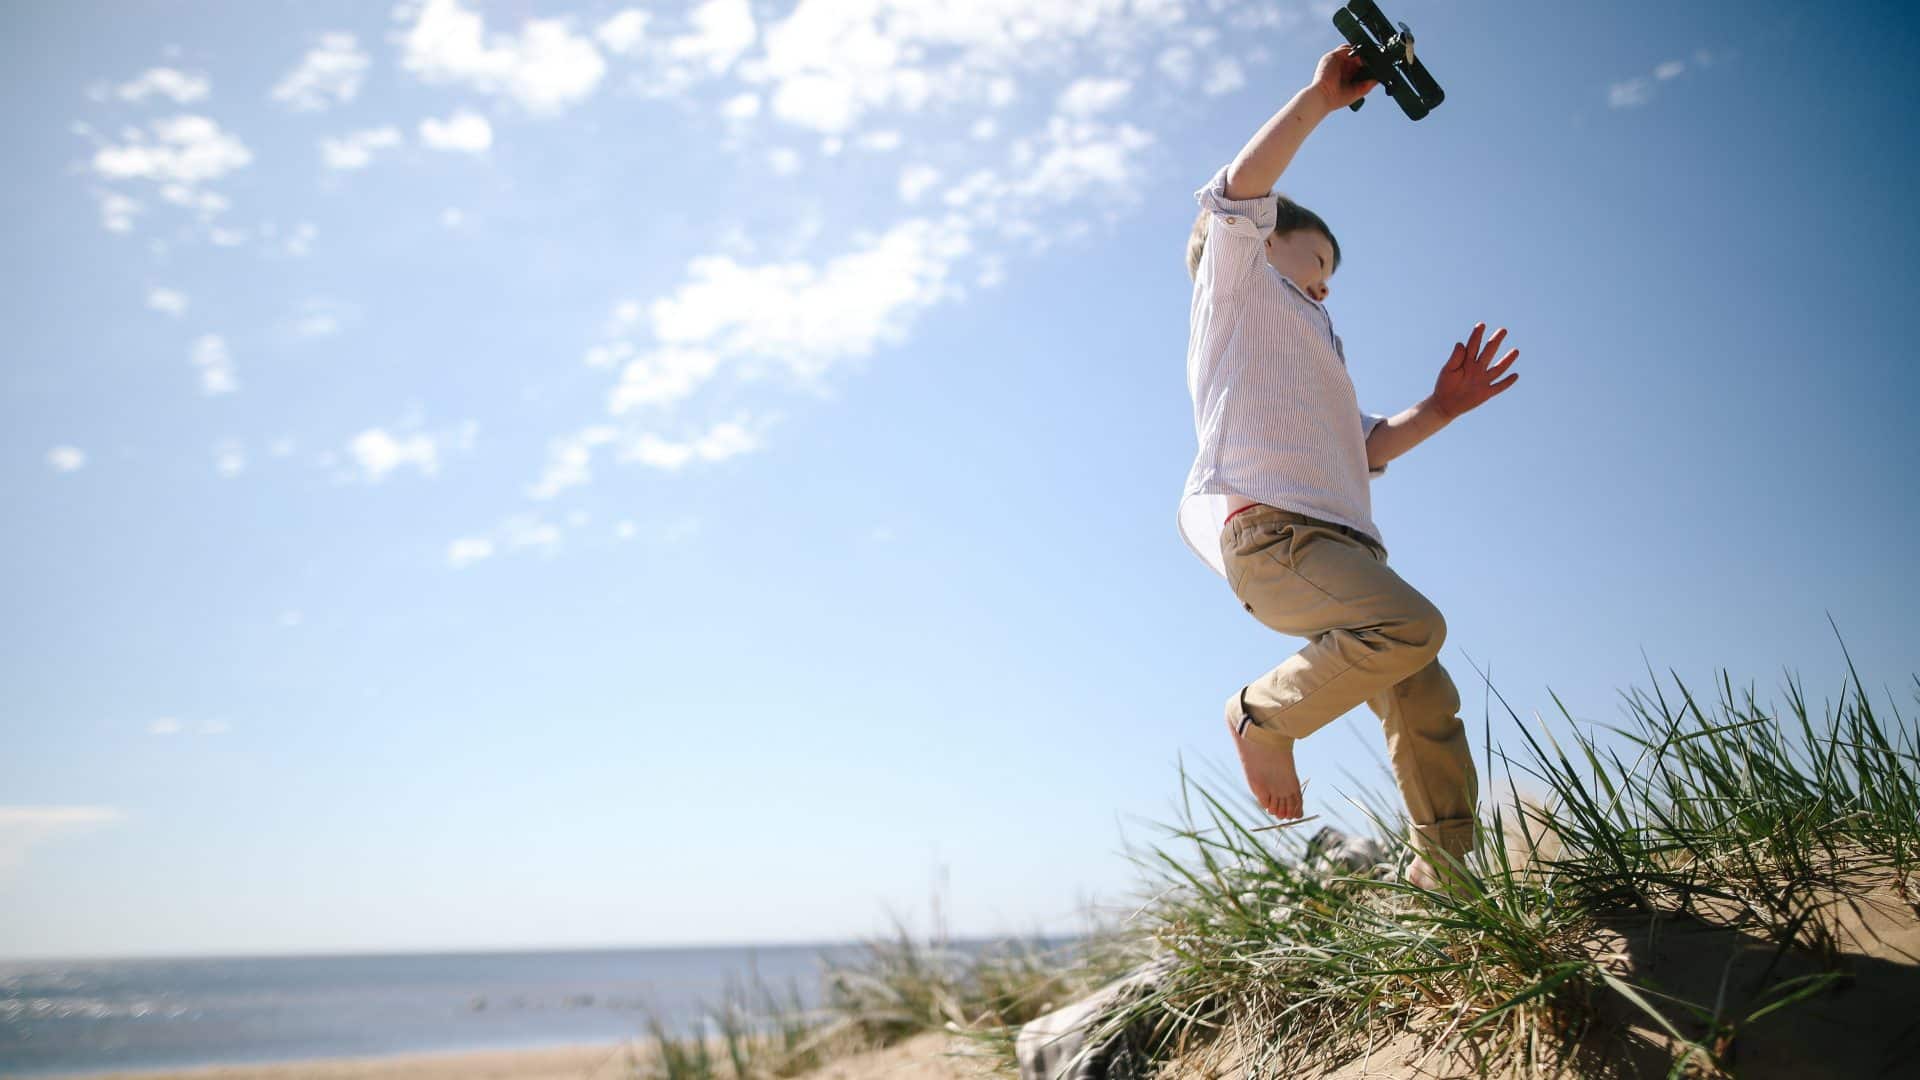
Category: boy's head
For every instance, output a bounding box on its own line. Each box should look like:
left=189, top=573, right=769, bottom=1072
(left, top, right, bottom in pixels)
left=1186, top=196, right=1341, bottom=303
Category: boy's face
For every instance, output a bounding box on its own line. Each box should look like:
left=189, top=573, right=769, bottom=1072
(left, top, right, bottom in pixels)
left=1263, top=227, right=1336, bottom=304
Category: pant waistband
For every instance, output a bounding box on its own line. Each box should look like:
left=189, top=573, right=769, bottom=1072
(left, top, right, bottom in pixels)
left=1224, top=502, right=1383, bottom=553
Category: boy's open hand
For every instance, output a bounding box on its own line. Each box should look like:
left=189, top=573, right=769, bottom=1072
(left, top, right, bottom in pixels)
left=1431, top=323, right=1520, bottom=420
left=1310, top=44, right=1377, bottom=112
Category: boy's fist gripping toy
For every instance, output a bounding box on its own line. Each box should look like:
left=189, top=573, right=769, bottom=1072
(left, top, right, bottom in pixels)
left=1332, top=0, right=1445, bottom=120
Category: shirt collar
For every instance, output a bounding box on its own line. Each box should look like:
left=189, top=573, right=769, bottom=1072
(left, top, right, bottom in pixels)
left=1270, top=265, right=1325, bottom=310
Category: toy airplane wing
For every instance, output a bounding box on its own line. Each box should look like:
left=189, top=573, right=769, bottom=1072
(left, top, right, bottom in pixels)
left=1332, top=0, right=1445, bottom=121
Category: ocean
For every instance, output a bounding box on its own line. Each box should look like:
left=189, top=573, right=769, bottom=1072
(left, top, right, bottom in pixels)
left=0, top=940, right=1036, bottom=1078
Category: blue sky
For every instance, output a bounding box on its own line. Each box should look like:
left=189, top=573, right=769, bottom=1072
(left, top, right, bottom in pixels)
left=3, top=0, right=1916, bottom=960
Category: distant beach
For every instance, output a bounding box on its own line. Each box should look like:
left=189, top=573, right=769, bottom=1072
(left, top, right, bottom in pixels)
left=33, top=1039, right=639, bottom=1080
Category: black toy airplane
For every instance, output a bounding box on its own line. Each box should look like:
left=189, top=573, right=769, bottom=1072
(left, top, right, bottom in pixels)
left=1332, top=0, right=1445, bottom=121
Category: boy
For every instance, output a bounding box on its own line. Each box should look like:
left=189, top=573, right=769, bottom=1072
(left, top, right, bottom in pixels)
left=1180, top=44, right=1520, bottom=889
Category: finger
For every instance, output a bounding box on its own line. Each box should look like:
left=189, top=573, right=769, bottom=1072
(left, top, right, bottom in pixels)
left=1447, top=342, right=1466, bottom=372
left=1477, top=328, right=1508, bottom=368
left=1465, top=322, right=1485, bottom=359
left=1490, top=373, right=1518, bottom=393
left=1487, top=348, right=1519, bottom=376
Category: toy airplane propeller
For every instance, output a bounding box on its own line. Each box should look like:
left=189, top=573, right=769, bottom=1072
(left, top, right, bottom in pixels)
left=1332, top=0, right=1445, bottom=121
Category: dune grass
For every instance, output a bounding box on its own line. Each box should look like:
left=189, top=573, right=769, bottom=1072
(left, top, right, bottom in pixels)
left=1040, top=628, right=1919, bottom=1078
left=624, top=918, right=1140, bottom=1078
left=631, top=629, right=1916, bottom=1078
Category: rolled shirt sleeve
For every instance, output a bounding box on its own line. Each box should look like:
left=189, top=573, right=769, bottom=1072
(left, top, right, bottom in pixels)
left=1361, top=411, right=1389, bottom=477
left=1193, top=163, right=1280, bottom=301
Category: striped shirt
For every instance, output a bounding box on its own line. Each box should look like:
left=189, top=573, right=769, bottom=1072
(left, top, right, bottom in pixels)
left=1179, top=163, right=1389, bottom=580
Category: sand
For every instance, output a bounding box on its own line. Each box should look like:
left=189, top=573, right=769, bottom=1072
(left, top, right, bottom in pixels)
left=39, top=1030, right=982, bottom=1080
left=36, top=1041, right=648, bottom=1080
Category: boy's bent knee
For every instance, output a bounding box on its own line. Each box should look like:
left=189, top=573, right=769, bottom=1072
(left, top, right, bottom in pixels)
left=1377, top=603, right=1445, bottom=669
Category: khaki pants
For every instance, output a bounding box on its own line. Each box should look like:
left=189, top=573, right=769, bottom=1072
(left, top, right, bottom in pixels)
left=1221, top=504, right=1478, bottom=859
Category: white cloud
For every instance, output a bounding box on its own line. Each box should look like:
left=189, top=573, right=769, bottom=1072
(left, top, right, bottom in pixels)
left=157, top=183, right=230, bottom=219
left=609, top=347, right=722, bottom=413
left=191, top=334, right=236, bottom=395
left=1057, top=77, right=1130, bottom=116
left=272, top=32, right=370, bottom=111
left=97, top=191, right=142, bottom=232
left=92, top=114, right=252, bottom=186
left=544, top=91, right=1154, bottom=491
left=596, top=9, right=652, bottom=56
left=419, top=109, right=492, bottom=152
left=749, top=1, right=1178, bottom=135
left=447, top=537, right=495, bottom=568
left=1202, top=58, right=1245, bottom=97
left=440, top=206, right=465, bottom=227
left=46, top=446, right=86, bottom=472
left=645, top=217, right=970, bottom=382
left=397, top=0, right=607, bottom=114
left=149, top=717, right=182, bottom=735
left=1156, top=45, right=1194, bottom=86
left=284, top=221, right=318, bottom=257
left=114, top=68, right=209, bottom=105
left=342, top=418, right=476, bottom=483
left=0, top=806, right=123, bottom=874
left=147, top=286, right=188, bottom=317
left=1608, top=77, right=1653, bottom=109
left=290, top=296, right=353, bottom=338
left=668, top=0, right=757, bottom=76
left=348, top=428, right=441, bottom=480
left=212, top=439, right=246, bottom=478
left=278, top=609, right=304, bottom=627
left=321, top=125, right=403, bottom=170
left=621, top=418, right=760, bottom=470
left=200, top=720, right=231, bottom=736
left=493, top=6, right=1195, bottom=517
left=448, top=514, right=566, bottom=567
left=502, top=514, right=562, bottom=554
left=1609, top=49, right=1714, bottom=109
left=526, top=424, right=619, bottom=500
left=899, top=163, right=940, bottom=203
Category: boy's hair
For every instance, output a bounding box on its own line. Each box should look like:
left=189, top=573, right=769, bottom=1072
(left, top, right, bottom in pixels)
left=1185, top=197, right=1341, bottom=280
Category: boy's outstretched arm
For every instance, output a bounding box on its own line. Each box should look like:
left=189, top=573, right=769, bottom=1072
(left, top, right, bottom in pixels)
left=1365, top=323, right=1522, bottom=470
left=1224, top=44, right=1375, bottom=200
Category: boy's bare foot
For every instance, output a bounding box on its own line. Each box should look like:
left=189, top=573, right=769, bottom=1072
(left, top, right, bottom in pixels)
left=1408, top=854, right=1476, bottom=898
left=1225, top=705, right=1304, bottom=820
left=1407, top=855, right=1441, bottom=891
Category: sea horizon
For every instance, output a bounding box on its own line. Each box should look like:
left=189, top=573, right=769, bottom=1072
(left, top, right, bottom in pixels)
left=1, top=936, right=1081, bottom=1078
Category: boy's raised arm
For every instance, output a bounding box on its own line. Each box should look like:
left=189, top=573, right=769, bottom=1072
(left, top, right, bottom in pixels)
left=1224, top=44, right=1376, bottom=201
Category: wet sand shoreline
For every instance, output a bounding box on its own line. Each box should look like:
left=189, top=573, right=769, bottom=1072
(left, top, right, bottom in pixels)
left=31, top=1039, right=645, bottom=1080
